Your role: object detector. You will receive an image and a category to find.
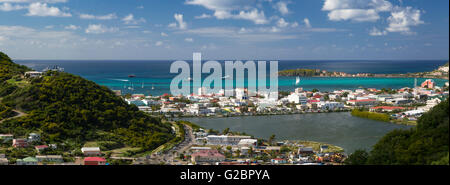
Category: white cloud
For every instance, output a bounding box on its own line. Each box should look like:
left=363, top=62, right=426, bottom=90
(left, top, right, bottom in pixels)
left=369, top=27, right=387, bottom=36
left=80, top=13, right=117, bottom=20
left=122, top=14, right=146, bottom=25
left=169, top=13, right=187, bottom=30
left=0, top=0, right=67, bottom=3
left=328, top=9, right=379, bottom=22
left=0, top=2, right=25, bottom=11
left=303, top=18, right=311, bottom=28
left=155, top=41, right=163, bottom=46
left=184, top=37, right=194, bottom=42
left=64, top=24, right=79, bottom=30
left=26, top=2, right=71, bottom=17
left=195, top=13, right=212, bottom=19
left=85, top=24, right=116, bottom=34
left=386, top=7, right=424, bottom=35
left=275, top=1, right=289, bottom=15
left=179, top=27, right=298, bottom=42
left=322, top=0, right=392, bottom=22
left=277, top=18, right=289, bottom=28
left=161, top=32, right=168, bottom=37
left=186, top=0, right=268, bottom=24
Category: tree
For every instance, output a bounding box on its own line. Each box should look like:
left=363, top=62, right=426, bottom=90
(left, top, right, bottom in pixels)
left=345, top=150, right=369, bottom=165
left=222, top=128, right=230, bottom=135
left=268, top=134, right=276, bottom=145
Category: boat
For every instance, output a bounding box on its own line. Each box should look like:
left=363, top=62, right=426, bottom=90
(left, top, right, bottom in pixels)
left=186, top=77, right=193, bottom=81
left=296, top=77, right=301, bottom=85
left=222, top=75, right=230, bottom=79
left=128, top=74, right=136, bottom=78
left=152, top=85, right=155, bottom=90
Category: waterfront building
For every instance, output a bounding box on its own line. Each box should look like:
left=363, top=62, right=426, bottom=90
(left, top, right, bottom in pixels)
left=347, top=99, right=377, bottom=106
left=317, top=102, right=344, bottom=110
left=287, top=93, right=308, bottom=104
left=238, top=139, right=258, bottom=147
left=206, top=135, right=252, bottom=146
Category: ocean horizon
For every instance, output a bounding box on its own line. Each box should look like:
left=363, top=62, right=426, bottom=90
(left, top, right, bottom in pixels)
left=16, top=60, right=449, bottom=96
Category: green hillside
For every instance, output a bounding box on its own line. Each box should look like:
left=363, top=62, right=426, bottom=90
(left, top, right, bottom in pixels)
left=347, top=98, right=449, bottom=165
left=0, top=51, right=173, bottom=151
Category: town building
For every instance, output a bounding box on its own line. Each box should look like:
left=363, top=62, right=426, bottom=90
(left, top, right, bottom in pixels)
left=421, top=79, right=435, bottom=89
left=24, top=71, right=43, bottom=78
left=83, top=157, right=107, bottom=165
left=206, top=135, right=252, bottom=146
left=191, top=149, right=225, bottom=163
left=81, top=147, right=102, bottom=156
left=12, top=138, right=28, bottom=148
left=28, top=133, right=41, bottom=142
left=36, top=155, right=64, bottom=163
left=35, top=145, right=49, bottom=153
left=0, top=134, right=13, bottom=142
left=347, top=99, right=377, bottom=106
left=16, top=157, right=38, bottom=165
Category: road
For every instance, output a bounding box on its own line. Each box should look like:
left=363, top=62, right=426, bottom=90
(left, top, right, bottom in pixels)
left=0, top=110, right=27, bottom=123
left=142, top=123, right=195, bottom=165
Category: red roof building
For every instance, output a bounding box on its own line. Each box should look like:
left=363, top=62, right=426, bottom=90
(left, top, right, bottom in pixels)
left=35, top=145, right=49, bottom=153
left=83, top=157, right=107, bottom=165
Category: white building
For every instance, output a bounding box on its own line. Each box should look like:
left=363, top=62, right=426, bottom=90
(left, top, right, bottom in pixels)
left=206, top=135, right=252, bottom=146
left=287, top=93, right=308, bottom=104
left=317, top=102, right=344, bottom=110
left=238, top=139, right=258, bottom=147
left=24, top=71, right=43, bottom=78
left=28, top=133, right=41, bottom=142
left=81, top=147, right=101, bottom=156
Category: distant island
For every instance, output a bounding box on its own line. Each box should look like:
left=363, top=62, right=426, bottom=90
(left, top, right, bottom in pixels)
left=278, top=62, right=449, bottom=80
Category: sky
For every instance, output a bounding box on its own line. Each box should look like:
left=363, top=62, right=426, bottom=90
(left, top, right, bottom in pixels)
left=0, top=0, right=448, bottom=60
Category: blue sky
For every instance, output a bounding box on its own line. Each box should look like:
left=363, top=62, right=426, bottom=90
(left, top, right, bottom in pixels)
left=0, top=0, right=448, bottom=60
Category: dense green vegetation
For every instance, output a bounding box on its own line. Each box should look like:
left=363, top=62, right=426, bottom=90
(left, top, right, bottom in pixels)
left=278, top=69, right=322, bottom=77
left=0, top=51, right=174, bottom=151
left=351, top=109, right=390, bottom=122
left=347, top=99, right=449, bottom=165
left=0, top=103, right=15, bottom=120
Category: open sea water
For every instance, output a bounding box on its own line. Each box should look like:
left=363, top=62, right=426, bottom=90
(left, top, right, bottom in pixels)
left=16, top=60, right=449, bottom=96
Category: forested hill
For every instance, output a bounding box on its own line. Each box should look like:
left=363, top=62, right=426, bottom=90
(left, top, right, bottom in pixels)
left=346, top=98, right=449, bottom=165
left=0, top=52, right=30, bottom=82
left=0, top=51, right=173, bottom=150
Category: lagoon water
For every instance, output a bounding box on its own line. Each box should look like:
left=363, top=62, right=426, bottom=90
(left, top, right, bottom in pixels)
left=183, top=113, right=413, bottom=153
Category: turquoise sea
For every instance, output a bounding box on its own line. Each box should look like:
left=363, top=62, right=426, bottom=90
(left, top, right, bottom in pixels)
left=16, top=60, right=448, bottom=95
